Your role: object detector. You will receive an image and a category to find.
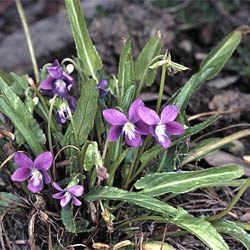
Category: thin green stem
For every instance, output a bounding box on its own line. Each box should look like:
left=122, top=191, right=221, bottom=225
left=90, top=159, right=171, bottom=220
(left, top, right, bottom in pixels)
left=135, top=55, right=163, bottom=98
left=15, top=0, right=39, bottom=83
left=207, top=178, right=250, bottom=222
left=156, top=65, right=167, bottom=114
left=123, top=148, right=139, bottom=189
left=48, top=95, right=58, bottom=155
left=66, top=101, right=80, bottom=149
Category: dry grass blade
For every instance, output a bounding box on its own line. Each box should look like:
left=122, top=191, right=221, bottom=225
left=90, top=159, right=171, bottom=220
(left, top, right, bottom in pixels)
left=28, top=211, right=37, bottom=250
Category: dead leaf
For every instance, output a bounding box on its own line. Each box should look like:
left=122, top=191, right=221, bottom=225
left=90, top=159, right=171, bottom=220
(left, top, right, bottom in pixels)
left=205, top=150, right=250, bottom=176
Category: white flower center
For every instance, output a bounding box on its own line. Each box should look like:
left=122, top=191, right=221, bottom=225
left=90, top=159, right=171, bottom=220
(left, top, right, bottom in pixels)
left=155, top=124, right=166, bottom=142
left=31, top=168, right=43, bottom=187
left=54, top=79, right=66, bottom=92
left=123, top=122, right=136, bottom=140
left=64, top=191, right=72, bottom=204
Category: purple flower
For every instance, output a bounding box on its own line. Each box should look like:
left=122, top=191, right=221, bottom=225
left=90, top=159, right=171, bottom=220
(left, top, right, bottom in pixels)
left=138, top=105, right=184, bottom=149
left=56, top=96, right=77, bottom=124
left=52, top=182, right=83, bottom=208
left=40, top=59, right=73, bottom=97
left=103, top=99, right=149, bottom=147
left=11, top=152, right=52, bottom=193
left=97, top=79, right=108, bottom=98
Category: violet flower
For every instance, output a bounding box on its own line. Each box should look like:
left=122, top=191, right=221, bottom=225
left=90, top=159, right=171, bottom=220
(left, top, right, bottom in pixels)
left=56, top=96, right=77, bottom=124
left=138, top=105, right=184, bottom=149
left=11, top=152, right=52, bottom=193
left=40, top=59, right=73, bottom=97
left=97, top=79, right=108, bottom=98
left=103, top=99, right=149, bottom=147
left=52, top=182, right=83, bottom=208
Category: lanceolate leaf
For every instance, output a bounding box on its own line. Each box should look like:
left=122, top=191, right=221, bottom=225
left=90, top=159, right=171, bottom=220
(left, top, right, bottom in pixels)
left=0, top=78, right=45, bottom=156
left=170, top=25, right=250, bottom=113
left=170, top=208, right=229, bottom=250
left=213, top=219, right=250, bottom=250
left=135, top=34, right=163, bottom=86
left=63, top=79, right=98, bottom=146
left=135, top=165, right=244, bottom=196
left=139, top=115, right=220, bottom=170
left=117, top=38, right=135, bottom=107
left=65, top=0, right=102, bottom=80
left=85, top=186, right=229, bottom=250
left=0, top=97, right=43, bottom=156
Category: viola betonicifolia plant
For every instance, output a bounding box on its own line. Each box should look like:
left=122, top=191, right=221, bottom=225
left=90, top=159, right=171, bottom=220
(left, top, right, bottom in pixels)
left=1, top=0, right=250, bottom=249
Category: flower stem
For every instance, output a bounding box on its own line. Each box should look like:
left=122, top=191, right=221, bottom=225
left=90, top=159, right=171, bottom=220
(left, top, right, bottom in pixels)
left=15, top=0, right=39, bottom=83
left=66, top=101, right=80, bottom=149
left=123, top=147, right=139, bottom=189
left=207, top=177, right=250, bottom=222
left=48, top=95, right=58, bottom=155
left=156, top=64, right=167, bottom=114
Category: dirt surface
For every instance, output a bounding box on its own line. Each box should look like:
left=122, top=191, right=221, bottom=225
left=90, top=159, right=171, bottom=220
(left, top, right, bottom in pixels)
left=1, top=0, right=250, bottom=249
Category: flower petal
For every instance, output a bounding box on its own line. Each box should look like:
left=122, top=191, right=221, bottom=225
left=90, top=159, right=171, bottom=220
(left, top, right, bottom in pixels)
left=67, top=185, right=84, bottom=197
left=14, top=152, right=33, bottom=169
left=40, top=77, right=53, bottom=90
left=53, top=192, right=64, bottom=199
left=108, top=125, right=123, bottom=141
left=28, top=178, right=43, bottom=193
left=103, top=109, right=127, bottom=125
left=41, top=170, right=51, bottom=184
left=138, top=107, right=160, bottom=125
left=47, top=66, right=63, bottom=79
left=72, top=196, right=82, bottom=206
left=165, top=121, right=184, bottom=135
left=11, top=167, right=31, bottom=181
left=60, top=194, right=71, bottom=207
left=128, top=98, right=145, bottom=122
left=155, top=133, right=171, bottom=149
left=160, top=105, right=179, bottom=124
left=135, top=120, right=150, bottom=135
left=125, top=132, right=143, bottom=147
left=53, top=182, right=64, bottom=191
left=34, top=152, right=53, bottom=171
left=67, top=96, right=77, bottom=114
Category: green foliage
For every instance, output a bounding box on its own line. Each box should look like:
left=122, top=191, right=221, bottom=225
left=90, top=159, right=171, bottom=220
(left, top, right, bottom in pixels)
left=0, top=77, right=45, bottom=156
left=85, top=186, right=229, bottom=249
left=117, top=38, right=135, bottom=108
left=0, top=192, right=20, bottom=211
left=65, top=0, right=102, bottom=80
left=135, top=34, right=163, bottom=86
left=135, top=165, right=244, bottom=196
left=169, top=26, right=247, bottom=113
left=63, top=79, right=98, bottom=147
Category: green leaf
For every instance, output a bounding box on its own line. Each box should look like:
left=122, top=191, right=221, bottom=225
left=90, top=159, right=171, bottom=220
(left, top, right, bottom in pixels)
left=135, top=165, right=244, bottom=196
left=139, top=115, right=220, bottom=170
left=85, top=186, right=229, bottom=250
left=107, top=148, right=130, bottom=186
left=213, top=219, right=250, bottom=250
left=117, top=38, right=135, bottom=107
left=10, top=73, right=29, bottom=96
left=0, top=77, right=46, bottom=148
left=65, top=0, right=102, bottom=80
left=0, top=192, right=20, bottom=211
left=135, top=34, right=163, bottom=86
left=170, top=25, right=250, bottom=113
left=85, top=186, right=177, bottom=216
left=61, top=203, right=92, bottom=233
left=170, top=208, right=229, bottom=250
left=63, top=79, right=98, bottom=146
